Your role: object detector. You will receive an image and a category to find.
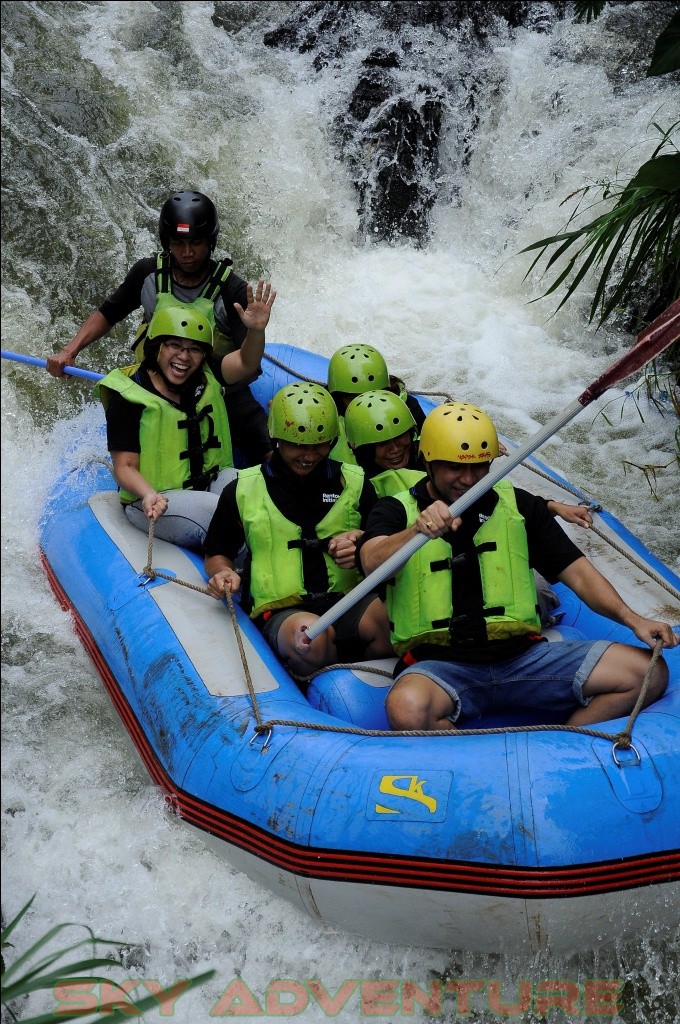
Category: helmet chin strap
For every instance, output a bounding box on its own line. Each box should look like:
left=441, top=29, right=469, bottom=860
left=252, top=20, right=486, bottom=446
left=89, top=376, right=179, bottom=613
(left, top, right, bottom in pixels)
left=423, top=462, right=444, bottom=503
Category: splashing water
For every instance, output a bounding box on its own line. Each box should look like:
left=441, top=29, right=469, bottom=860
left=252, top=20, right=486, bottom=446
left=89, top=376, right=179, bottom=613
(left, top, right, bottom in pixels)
left=2, top=3, right=678, bottom=1022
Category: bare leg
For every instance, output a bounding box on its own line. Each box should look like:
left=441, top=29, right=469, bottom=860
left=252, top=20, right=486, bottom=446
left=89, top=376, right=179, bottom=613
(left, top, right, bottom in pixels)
left=276, top=611, right=337, bottom=676
left=567, top=643, right=668, bottom=725
left=386, top=672, right=457, bottom=731
left=357, top=597, right=393, bottom=659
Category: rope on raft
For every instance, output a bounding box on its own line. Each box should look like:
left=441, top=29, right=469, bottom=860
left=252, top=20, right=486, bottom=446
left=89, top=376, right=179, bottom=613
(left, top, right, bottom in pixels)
left=140, top=518, right=664, bottom=762
left=255, top=641, right=662, bottom=757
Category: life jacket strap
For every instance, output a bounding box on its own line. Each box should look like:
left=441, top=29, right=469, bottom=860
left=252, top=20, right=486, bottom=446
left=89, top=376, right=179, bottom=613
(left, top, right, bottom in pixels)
left=182, top=467, right=219, bottom=491
left=287, top=537, right=331, bottom=552
left=156, top=254, right=172, bottom=294
left=475, top=541, right=497, bottom=555
left=200, top=257, right=233, bottom=301
left=177, top=404, right=220, bottom=485
left=430, top=552, right=467, bottom=573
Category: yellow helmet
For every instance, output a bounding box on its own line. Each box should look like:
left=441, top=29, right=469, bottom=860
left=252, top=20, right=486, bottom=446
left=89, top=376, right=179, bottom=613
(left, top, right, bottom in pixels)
left=418, top=402, right=499, bottom=463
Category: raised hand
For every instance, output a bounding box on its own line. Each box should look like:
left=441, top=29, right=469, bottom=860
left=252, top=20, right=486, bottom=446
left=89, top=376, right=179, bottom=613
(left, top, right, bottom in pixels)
left=234, top=279, right=276, bottom=333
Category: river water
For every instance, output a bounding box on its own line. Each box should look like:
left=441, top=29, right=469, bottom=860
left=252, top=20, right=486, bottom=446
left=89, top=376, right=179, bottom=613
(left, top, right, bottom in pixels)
left=1, top=2, right=678, bottom=1022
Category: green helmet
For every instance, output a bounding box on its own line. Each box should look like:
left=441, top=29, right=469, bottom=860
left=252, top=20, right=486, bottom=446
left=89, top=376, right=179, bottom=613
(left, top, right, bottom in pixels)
left=268, top=383, right=339, bottom=444
left=419, top=402, right=499, bottom=464
left=344, top=390, right=416, bottom=449
left=146, top=306, right=213, bottom=351
left=327, top=344, right=389, bottom=395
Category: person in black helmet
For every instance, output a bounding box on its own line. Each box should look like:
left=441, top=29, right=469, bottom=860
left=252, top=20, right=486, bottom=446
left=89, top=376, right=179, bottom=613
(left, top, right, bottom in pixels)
left=46, top=189, right=274, bottom=465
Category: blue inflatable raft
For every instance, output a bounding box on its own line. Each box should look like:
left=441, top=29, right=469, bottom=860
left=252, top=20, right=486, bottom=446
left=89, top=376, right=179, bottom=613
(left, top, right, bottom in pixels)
left=39, top=344, right=680, bottom=954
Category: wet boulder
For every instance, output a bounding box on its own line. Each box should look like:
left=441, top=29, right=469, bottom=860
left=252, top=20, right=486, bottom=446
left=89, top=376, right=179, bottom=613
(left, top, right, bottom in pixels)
left=256, top=2, right=570, bottom=245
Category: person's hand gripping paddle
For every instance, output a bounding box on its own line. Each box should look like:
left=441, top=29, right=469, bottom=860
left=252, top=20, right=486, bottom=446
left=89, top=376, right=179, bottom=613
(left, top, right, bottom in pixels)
left=294, top=299, right=680, bottom=655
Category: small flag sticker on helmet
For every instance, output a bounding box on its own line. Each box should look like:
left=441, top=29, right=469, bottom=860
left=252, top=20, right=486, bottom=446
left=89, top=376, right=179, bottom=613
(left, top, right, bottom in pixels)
left=176, top=223, right=190, bottom=234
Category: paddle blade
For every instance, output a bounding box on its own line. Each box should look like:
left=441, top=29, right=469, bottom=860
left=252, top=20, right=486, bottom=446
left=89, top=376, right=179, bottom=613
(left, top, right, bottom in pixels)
left=579, top=299, right=680, bottom=405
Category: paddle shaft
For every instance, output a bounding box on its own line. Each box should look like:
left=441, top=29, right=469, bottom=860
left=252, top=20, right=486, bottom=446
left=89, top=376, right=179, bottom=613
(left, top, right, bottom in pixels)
left=304, top=299, right=680, bottom=642
left=1, top=350, right=103, bottom=382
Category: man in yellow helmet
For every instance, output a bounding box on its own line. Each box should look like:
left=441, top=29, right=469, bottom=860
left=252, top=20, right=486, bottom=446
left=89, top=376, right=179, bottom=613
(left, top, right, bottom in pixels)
left=359, top=401, right=677, bottom=730
left=204, top=382, right=392, bottom=676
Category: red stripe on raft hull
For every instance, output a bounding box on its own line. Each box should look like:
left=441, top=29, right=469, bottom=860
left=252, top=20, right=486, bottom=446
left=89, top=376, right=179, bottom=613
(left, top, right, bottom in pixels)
left=41, top=550, right=680, bottom=901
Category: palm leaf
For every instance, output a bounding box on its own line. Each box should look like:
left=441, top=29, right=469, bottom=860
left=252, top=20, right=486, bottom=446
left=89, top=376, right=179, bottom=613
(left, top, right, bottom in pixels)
left=647, top=12, right=680, bottom=76
left=574, top=2, right=605, bottom=24
left=520, top=146, right=680, bottom=326
left=1, top=897, right=214, bottom=1023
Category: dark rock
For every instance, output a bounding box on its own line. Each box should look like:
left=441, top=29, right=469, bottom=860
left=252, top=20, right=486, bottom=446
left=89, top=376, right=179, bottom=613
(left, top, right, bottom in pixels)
left=348, top=69, right=395, bottom=123
left=357, top=89, right=444, bottom=244
left=263, top=2, right=568, bottom=56
left=363, top=48, right=402, bottom=70
left=257, top=2, right=572, bottom=244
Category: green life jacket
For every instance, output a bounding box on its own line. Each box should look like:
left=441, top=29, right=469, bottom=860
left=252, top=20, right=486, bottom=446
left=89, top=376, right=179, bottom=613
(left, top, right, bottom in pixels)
left=387, top=479, right=541, bottom=655
left=235, top=462, right=365, bottom=618
left=97, top=364, right=233, bottom=503
left=132, top=253, right=234, bottom=360
left=370, top=467, right=425, bottom=498
left=329, top=415, right=357, bottom=466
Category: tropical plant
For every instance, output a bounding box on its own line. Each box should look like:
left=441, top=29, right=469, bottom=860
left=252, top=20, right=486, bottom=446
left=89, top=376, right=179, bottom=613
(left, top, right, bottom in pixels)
left=647, top=10, right=680, bottom=77
left=574, top=2, right=606, bottom=25
left=574, top=6, right=680, bottom=76
left=520, top=6, right=679, bottom=333
left=521, top=128, right=679, bottom=327
left=1, top=895, right=214, bottom=1023
left=518, top=7, right=680, bottom=456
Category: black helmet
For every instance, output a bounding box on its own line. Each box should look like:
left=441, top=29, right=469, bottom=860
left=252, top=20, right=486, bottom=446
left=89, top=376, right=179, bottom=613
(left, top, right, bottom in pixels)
left=158, top=191, right=220, bottom=251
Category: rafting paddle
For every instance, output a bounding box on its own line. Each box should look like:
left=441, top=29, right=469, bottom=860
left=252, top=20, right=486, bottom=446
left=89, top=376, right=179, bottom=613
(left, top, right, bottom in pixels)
left=296, top=299, right=680, bottom=651
left=1, top=350, right=104, bottom=382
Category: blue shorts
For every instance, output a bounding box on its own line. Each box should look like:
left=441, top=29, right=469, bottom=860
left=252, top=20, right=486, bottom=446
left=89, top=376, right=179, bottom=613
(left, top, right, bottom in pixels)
left=392, top=640, right=613, bottom=723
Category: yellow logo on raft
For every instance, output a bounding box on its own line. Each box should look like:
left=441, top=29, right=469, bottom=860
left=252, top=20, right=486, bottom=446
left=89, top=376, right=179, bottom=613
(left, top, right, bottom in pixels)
left=375, top=774, right=437, bottom=814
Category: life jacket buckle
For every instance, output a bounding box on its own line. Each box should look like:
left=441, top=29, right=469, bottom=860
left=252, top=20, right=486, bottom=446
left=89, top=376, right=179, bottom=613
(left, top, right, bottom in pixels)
left=287, top=537, right=330, bottom=552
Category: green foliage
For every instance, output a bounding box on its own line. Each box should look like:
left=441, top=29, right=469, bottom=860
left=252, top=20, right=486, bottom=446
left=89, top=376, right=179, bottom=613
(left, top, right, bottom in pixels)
left=523, top=7, right=680, bottom=330
left=1, top=895, right=214, bottom=1023
left=574, top=2, right=605, bottom=25
left=521, top=131, right=680, bottom=326
left=519, top=1, right=680, bottom=466
left=573, top=4, right=680, bottom=76
left=647, top=11, right=680, bottom=77
left=622, top=457, right=676, bottom=499
left=598, top=371, right=680, bottom=496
